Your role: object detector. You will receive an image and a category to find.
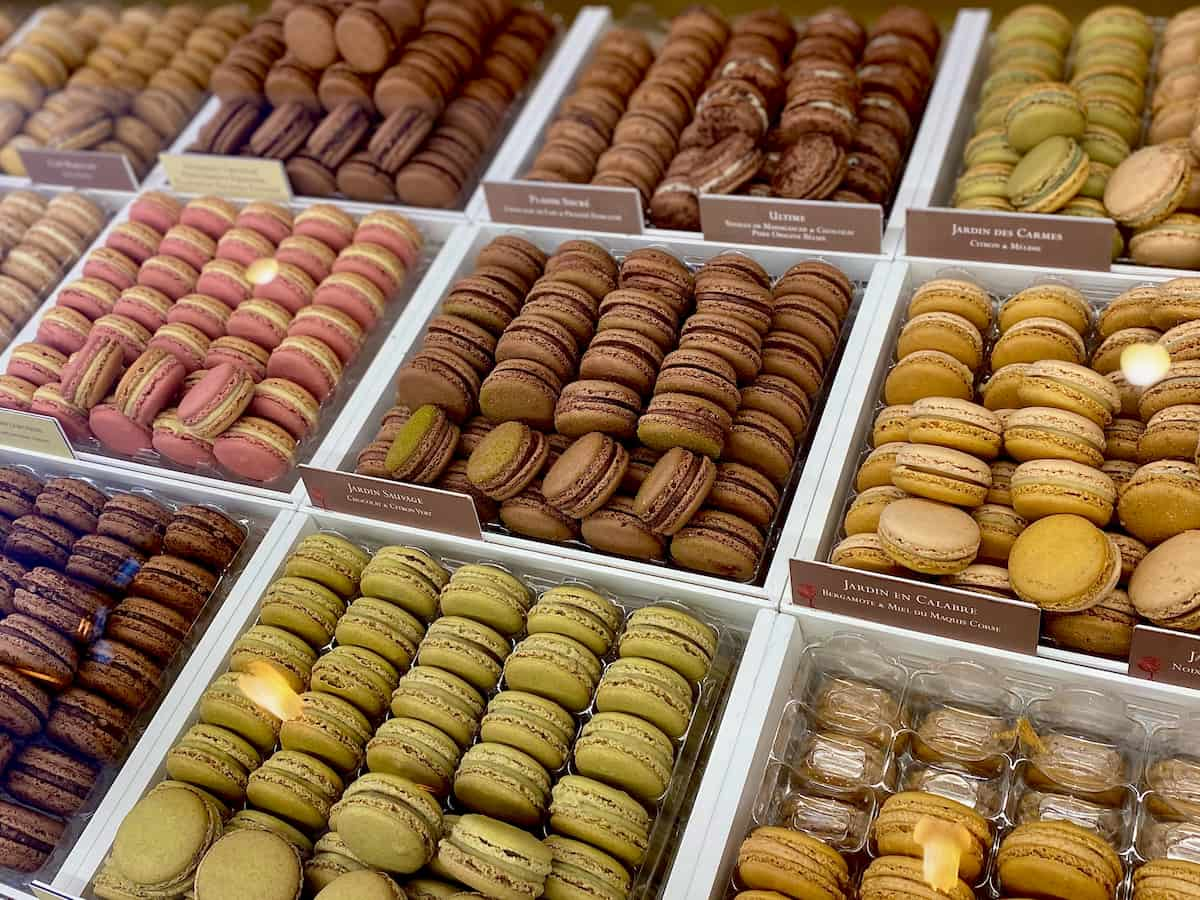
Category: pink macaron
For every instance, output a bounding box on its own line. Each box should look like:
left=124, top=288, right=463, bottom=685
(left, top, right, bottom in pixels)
left=276, top=235, right=336, bottom=283
left=106, top=222, right=163, bottom=265
left=36, top=307, right=92, bottom=355
left=205, top=336, right=270, bottom=382
left=227, top=299, right=293, bottom=350
left=196, top=259, right=253, bottom=309
left=57, top=278, right=120, bottom=320
left=213, top=416, right=297, bottom=483
left=147, top=323, right=210, bottom=374
left=216, top=227, right=275, bottom=267
left=158, top=224, right=217, bottom=271
left=30, top=382, right=91, bottom=440
left=60, top=336, right=124, bottom=409
left=354, top=211, right=423, bottom=268
left=178, top=363, right=255, bottom=438
left=89, top=313, right=151, bottom=365
left=293, top=204, right=355, bottom=252
left=235, top=202, right=293, bottom=245
left=112, top=286, right=173, bottom=333
left=138, top=255, right=199, bottom=302
left=128, top=191, right=183, bottom=233
left=89, top=403, right=154, bottom=455
left=152, top=407, right=217, bottom=468
left=180, top=196, right=238, bottom=241
left=82, top=247, right=140, bottom=292
left=6, top=343, right=66, bottom=386
left=266, top=335, right=342, bottom=401
left=330, top=243, right=404, bottom=298
left=113, top=347, right=187, bottom=426
left=255, top=262, right=315, bottom=314
left=248, top=377, right=320, bottom=439
left=287, top=305, right=363, bottom=363
left=0, top=375, right=35, bottom=412
left=312, top=272, right=385, bottom=329
left=167, top=294, right=232, bottom=340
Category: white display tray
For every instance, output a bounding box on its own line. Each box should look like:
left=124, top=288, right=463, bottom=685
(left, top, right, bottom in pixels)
left=0, top=444, right=293, bottom=900
left=478, top=8, right=991, bottom=258
left=784, top=256, right=1187, bottom=677
left=0, top=200, right=470, bottom=505
left=51, top=505, right=778, bottom=900
left=307, top=220, right=893, bottom=603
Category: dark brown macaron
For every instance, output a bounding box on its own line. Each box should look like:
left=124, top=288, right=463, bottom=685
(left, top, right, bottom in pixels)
left=500, top=480, right=581, bottom=543
left=476, top=235, right=548, bottom=288
left=544, top=240, right=619, bottom=302
left=725, top=409, right=797, bottom=486
left=5, top=746, right=98, bottom=817
left=761, top=331, right=826, bottom=398
left=653, top=348, right=741, bottom=416
left=554, top=379, right=642, bottom=441
left=638, top=392, right=732, bottom=459
left=740, top=374, right=813, bottom=439
left=164, top=505, right=245, bottom=571
left=678, top=314, right=764, bottom=384
left=694, top=273, right=774, bottom=336
left=542, top=432, right=629, bottom=519
left=618, top=248, right=694, bottom=314
left=494, top=313, right=580, bottom=383
left=522, top=278, right=599, bottom=346
left=597, top=289, right=680, bottom=352
left=466, top=420, right=549, bottom=501
left=393, top=347, right=481, bottom=424
left=47, top=686, right=134, bottom=761
left=581, top=495, right=666, bottom=562
left=579, top=328, right=665, bottom=399
left=104, top=596, right=191, bottom=662
left=632, top=447, right=716, bottom=536
left=77, top=638, right=163, bottom=710
left=478, top=358, right=563, bottom=431
left=708, top=461, right=781, bottom=529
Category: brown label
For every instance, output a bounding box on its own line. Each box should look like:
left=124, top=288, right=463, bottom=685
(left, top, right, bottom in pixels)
left=299, top=466, right=482, bottom=540
left=906, top=207, right=1116, bottom=270
left=790, top=559, right=1042, bottom=655
left=19, top=149, right=138, bottom=191
left=483, top=180, right=643, bottom=233
left=1128, top=626, right=1200, bottom=690
left=700, top=195, right=883, bottom=254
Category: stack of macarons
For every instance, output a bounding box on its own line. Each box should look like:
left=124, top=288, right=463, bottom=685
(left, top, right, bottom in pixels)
left=0, top=465, right=243, bottom=877
left=832, top=274, right=1200, bottom=659
left=94, top=534, right=720, bottom=898
left=0, top=190, right=106, bottom=372
left=361, top=235, right=854, bottom=582
left=0, top=3, right=251, bottom=180
left=192, top=0, right=555, bottom=208
left=5, top=191, right=423, bottom=483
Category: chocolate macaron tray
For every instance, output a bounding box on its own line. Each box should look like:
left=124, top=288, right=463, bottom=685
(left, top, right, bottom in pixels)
left=55, top=509, right=772, bottom=900
left=702, top=627, right=1200, bottom=900
left=909, top=6, right=1200, bottom=274
left=165, top=0, right=566, bottom=212
left=791, top=257, right=1200, bottom=679
left=312, top=222, right=891, bottom=598
left=0, top=446, right=289, bottom=897
left=0, top=2, right=257, bottom=190
left=0, top=190, right=462, bottom=501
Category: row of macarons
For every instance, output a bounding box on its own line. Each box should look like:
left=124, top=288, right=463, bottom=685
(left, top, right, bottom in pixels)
left=1, top=191, right=424, bottom=484
left=94, top=530, right=718, bottom=897
left=371, top=233, right=853, bottom=580
left=0, top=465, right=244, bottom=875
left=0, top=191, right=109, bottom=354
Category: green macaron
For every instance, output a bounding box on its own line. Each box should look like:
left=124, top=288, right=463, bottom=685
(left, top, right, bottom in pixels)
left=107, top=782, right=222, bottom=894
left=280, top=691, right=374, bottom=772
left=193, top=830, right=303, bottom=900
left=994, top=6, right=1072, bottom=51
left=1006, top=135, right=1090, bottom=212
left=229, top=624, right=318, bottom=693
left=1003, top=82, right=1087, bottom=153
left=390, top=665, right=485, bottom=748
left=525, top=585, right=622, bottom=655
left=438, top=564, right=533, bottom=636
left=480, top=690, right=576, bottom=770
left=504, top=633, right=602, bottom=713
left=595, top=657, right=693, bottom=739
left=311, top=645, right=400, bottom=719
left=259, top=576, right=347, bottom=648
left=246, top=750, right=344, bottom=831
left=453, top=741, right=552, bottom=826
left=435, top=814, right=553, bottom=899
left=549, top=775, right=650, bottom=867
left=335, top=597, right=425, bottom=668
left=964, top=128, right=1022, bottom=168
left=165, top=723, right=261, bottom=803
left=365, top=716, right=462, bottom=795
left=225, top=809, right=315, bottom=857
left=315, top=869, right=406, bottom=899
left=417, top=615, right=510, bottom=693
left=953, top=164, right=1014, bottom=206
left=360, top=545, right=450, bottom=620
left=618, top=605, right=717, bottom=683
left=198, top=671, right=281, bottom=754
left=403, top=879, right=465, bottom=900
left=330, top=773, right=443, bottom=874
left=573, top=711, right=674, bottom=803
left=1080, top=124, right=1130, bottom=168
left=543, top=835, right=631, bottom=900
left=304, top=832, right=368, bottom=895
left=284, top=533, right=370, bottom=598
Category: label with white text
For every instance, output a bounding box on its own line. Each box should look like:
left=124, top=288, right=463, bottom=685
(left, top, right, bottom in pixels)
left=790, top=559, right=1041, bottom=654
left=0, top=410, right=75, bottom=459
left=161, top=153, right=292, bottom=202
left=701, top=195, right=883, bottom=253
left=19, top=149, right=138, bottom=191
left=1129, top=625, right=1200, bottom=690
left=906, top=207, right=1115, bottom=270
left=484, top=180, right=643, bottom=233
left=300, top=466, right=482, bottom=540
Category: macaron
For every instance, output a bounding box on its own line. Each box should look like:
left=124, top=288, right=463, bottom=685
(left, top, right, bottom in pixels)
left=365, top=715, right=461, bottom=795
left=280, top=691, right=373, bottom=773
left=1009, top=514, right=1121, bottom=612
left=390, top=665, right=484, bottom=749
left=438, top=564, right=532, bottom=637
left=435, top=814, right=552, bottom=898
left=311, top=645, right=399, bottom=719
left=876, top=497, right=981, bottom=575
left=330, top=772, right=442, bottom=873
left=504, top=632, right=601, bottom=713
left=525, top=584, right=622, bottom=656
left=549, top=776, right=649, bottom=867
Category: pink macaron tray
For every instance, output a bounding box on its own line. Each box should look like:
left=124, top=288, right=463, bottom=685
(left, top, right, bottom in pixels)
left=788, top=256, right=1191, bottom=684
left=0, top=192, right=466, bottom=504
left=480, top=8, right=986, bottom=257
left=0, top=444, right=290, bottom=900
left=309, top=220, right=895, bottom=604
left=902, top=13, right=1200, bottom=278
left=50, top=504, right=773, bottom=900
left=157, top=5, right=582, bottom=219
left=680, top=620, right=1200, bottom=900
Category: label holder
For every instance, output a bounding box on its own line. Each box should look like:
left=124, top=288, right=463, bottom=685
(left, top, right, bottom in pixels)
left=1128, top=625, right=1200, bottom=689
left=906, top=207, right=1116, bottom=270
left=483, top=180, right=644, bottom=233
left=700, top=194, right=884, bottom=254
left=19, top=149, right=138, bottom=192
left=0, top=410, right=76, bottom=459
left=160, top=153, right=293, bottom=202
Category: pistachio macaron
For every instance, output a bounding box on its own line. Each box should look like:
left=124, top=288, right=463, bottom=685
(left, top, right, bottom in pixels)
left=617, top=605, right=717, bottom=684
left=438, top=564, right=533, bottom=637
left=280, top=691, right=374, bottom=772
left=504, top=633, right=602, bottom=713
left=480, top=690, right=575, bottom=771
left=525, top=585, right=622, bottom=656
left=360, top=545, right=450, bottom=620
left=284, top=532, right=370, bottom=598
